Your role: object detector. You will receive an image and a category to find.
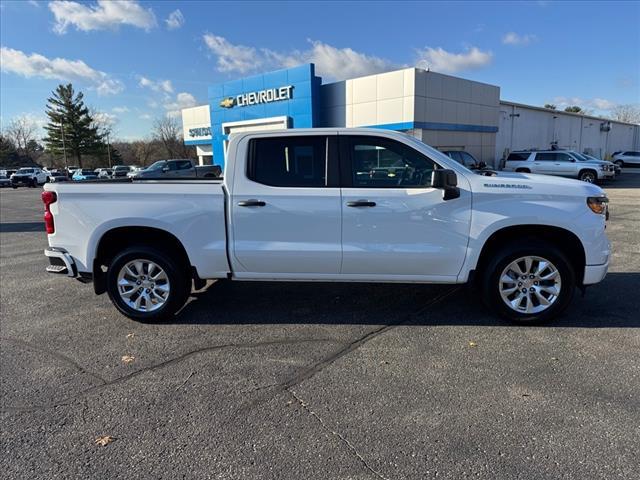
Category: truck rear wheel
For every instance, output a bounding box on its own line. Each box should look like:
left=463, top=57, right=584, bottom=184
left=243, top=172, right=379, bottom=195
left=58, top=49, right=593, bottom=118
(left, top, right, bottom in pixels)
left=106, top=246, right=191, bottom=322
left=481, top=240, right=575, bottom=324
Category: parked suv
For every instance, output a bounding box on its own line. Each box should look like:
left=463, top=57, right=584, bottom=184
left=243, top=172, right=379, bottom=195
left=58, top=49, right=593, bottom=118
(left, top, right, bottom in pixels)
left=612, top=151, right=640, bottom=167
left=504, top=150, right=615, bottom=183
left=10, top=167, right=48, bottom=187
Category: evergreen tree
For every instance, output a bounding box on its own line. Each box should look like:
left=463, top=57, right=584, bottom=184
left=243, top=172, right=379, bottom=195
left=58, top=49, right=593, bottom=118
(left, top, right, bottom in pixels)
left=43, top=84, right=103, bottom=168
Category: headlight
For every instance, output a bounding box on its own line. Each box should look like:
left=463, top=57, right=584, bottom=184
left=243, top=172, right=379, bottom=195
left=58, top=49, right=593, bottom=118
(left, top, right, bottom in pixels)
left=587, top=196, right=608, bottom=215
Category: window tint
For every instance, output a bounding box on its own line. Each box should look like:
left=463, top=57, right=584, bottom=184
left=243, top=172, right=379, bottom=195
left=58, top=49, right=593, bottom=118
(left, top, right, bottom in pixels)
left=445, top=151, right=463, bottom=164
left=555, top=153, right=573, bottom=162
left=171, top=160, right=193, bottom=171
left=628, top=151, right=640, bottom=156
left=536, top=152, right=557, bottom=161
left=460, top=152, right=477, bottom=167
left=507, top=152, right=530, bottom=161
left=348, top=136, right=437, bottom=188
left=248, top=136, right=327, bottom=187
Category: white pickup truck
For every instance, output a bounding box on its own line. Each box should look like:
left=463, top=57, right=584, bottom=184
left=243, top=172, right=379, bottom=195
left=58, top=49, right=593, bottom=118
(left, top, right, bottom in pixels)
left=42, top=128, right=610, bottom=324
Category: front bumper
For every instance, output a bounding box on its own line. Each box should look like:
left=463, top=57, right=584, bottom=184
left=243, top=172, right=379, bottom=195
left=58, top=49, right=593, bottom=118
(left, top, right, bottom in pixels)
left=44, top=247, right=77, bottom=277
left=11, top=177, right=33, bottom=185
left=583, top=260, right=609, bottom=285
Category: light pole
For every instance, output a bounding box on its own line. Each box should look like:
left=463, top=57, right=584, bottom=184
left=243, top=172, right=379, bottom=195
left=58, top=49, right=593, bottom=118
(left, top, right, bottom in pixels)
left=106, top=132, right=112, bottom=168
left=59, top=121, right=68, bottom=171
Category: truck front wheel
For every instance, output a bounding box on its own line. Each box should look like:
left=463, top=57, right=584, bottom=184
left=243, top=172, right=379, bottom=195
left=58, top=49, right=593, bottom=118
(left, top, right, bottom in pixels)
left=481, top=241, right=575, bottom=324
left=106, top=246, right=191, bottom=322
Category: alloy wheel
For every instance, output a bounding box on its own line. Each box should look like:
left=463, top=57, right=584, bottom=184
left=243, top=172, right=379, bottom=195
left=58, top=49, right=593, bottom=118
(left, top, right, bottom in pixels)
left=116, top=259, right=170, bottom=312
left=498, top=256, right=562, bottom=314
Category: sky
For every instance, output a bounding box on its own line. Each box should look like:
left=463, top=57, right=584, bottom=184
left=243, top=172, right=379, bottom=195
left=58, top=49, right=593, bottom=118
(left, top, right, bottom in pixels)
left=1, top=0, right=639, bottom=140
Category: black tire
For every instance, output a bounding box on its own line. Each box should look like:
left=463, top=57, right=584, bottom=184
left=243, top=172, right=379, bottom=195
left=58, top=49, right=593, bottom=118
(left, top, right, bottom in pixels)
left=480, top=240, right=575, bottom=325
left=11, top=185, right=17, bottom=189
left=578, top=169, right=597, bottom=183
left=106, top=245, right=191, bottom=322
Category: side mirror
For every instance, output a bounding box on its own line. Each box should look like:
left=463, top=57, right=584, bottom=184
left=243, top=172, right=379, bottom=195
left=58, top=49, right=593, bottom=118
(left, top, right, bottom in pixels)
left=478, top=161, right=487, bottom=169
left=431, top=169, right=460, bottom=200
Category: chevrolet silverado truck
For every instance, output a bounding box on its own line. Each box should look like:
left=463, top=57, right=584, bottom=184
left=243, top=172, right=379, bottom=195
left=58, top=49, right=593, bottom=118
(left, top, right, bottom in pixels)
left=42, top=128, right=610, bottom=324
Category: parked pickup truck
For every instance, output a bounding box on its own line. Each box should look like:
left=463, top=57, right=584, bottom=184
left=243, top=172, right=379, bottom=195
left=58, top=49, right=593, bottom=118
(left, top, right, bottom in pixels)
left=132, top=159, right=222, bottom=179
left=42, top=128, right=610, bottom=324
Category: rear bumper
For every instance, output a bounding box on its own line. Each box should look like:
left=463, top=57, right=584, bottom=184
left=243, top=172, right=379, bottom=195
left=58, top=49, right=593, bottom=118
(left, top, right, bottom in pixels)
left=44, top=247, right=77, bottom=277
left=583, top=260, right=609, bottom=285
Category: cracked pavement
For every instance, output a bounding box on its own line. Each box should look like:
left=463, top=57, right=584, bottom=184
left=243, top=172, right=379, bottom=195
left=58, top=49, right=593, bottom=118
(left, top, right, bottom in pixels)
left=1, top=174, right=640, bottom=479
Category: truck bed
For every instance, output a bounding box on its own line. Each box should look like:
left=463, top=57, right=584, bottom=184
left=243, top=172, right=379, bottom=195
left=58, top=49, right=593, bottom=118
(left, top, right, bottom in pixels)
left=44, top=180, right=230, bottom=278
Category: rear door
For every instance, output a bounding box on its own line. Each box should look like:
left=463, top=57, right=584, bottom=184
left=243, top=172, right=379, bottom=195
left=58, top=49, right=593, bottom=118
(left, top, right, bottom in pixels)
left=230, top=133, right=342, bottom=276
left=339, top=134, right=472, bottom=280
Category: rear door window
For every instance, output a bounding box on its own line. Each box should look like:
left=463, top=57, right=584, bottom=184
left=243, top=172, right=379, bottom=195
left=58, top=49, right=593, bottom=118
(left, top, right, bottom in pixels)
left=507, top=152, right=530, bottom=161
left=248, top=136, right=332, bottom=187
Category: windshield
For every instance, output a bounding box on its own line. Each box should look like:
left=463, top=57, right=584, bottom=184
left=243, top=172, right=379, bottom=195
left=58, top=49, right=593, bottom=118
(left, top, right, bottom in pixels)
left=572, top=152, right=591, bottom=162
left=401, top=133, right=475, bottom=175
left=146, top=161, right=167, bottom=171
left=17, top=168, right=34, bottom=173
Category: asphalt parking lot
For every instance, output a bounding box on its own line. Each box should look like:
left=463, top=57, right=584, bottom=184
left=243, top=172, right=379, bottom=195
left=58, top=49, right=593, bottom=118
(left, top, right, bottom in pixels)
left=1, top=174, right=639, bottom=480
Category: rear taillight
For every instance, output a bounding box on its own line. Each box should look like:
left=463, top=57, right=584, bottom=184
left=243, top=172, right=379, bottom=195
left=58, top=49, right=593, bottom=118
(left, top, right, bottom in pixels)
left=42, top=190, right=57, bottom=234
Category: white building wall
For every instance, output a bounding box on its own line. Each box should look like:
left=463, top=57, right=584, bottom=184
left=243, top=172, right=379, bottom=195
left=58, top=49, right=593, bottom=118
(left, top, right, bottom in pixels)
left=320, top=68, right=500, bottom=163
left=182, top=105, right=212, bottom=143
left=497, top=101, right=640, bottom=161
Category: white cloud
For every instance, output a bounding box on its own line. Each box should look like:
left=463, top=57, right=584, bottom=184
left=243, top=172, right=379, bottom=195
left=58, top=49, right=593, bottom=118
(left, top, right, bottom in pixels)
left=112, top=106, right=129, bottom=113
left=49, top=0, right=156, bottom=34
left=164, top=92, right=197, bottom=118
left=28, top=0, right=40, bottom=7
left=165, top=9, right=184, bottom=30
left=203, top=34, right=262, bottom=74
left=202, top=34, right=396, bottom=81
left=550, top=96, right=618, bottom=112
left=139, top=113, right=152, bottom=120
left=415, top=46, right=493, bottom=74
left=502, top=32, right=538, bottom=46
left=138, top=76, right=173, bottom=94
left=93, top=111, right=118, bottom=126
left=285, top=41, right=396, bottom=80
left=0, top=46, right=124, bottom=95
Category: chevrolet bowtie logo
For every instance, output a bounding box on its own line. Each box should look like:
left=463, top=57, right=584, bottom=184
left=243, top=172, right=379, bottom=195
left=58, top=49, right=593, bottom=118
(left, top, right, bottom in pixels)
left=219, top=97, right=235, bottom=108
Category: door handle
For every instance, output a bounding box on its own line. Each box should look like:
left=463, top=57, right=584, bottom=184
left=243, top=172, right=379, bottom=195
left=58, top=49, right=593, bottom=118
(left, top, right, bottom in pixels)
left=346, top=200, right=376, bottom=207
left=238, top=199, right=266, bottom=207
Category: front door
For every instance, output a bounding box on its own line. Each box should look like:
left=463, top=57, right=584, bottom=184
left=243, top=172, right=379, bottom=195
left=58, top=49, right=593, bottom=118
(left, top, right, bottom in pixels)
left=339, top=134, right=472, bottom=280
left=230, top=133, right=342, bottom=276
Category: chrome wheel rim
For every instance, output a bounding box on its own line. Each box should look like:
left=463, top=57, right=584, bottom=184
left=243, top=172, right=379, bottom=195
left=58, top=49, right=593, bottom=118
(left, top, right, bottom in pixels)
left=499, top=256, right=561, bottom=314
left=117, top=259, right=170, bottom=312
left=581, top=172, right=595, bottom=183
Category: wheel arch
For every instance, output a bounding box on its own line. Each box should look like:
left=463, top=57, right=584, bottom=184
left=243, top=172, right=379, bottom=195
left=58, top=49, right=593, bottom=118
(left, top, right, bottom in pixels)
left=93, top=226, right=192, bottom=294
left=474, top=224, right=586, bottom=286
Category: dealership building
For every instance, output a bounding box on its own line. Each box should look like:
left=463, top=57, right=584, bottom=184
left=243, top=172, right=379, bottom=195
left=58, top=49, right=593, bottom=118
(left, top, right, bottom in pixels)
left=182, top=63, right=639, bottom=167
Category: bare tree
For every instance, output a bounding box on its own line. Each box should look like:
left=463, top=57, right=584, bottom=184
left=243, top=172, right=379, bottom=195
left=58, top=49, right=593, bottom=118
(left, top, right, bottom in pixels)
left=610, top=104, right=640, bottom=124
left=4, top=115, right=39, bottom=157
left=152, top=117, right=182, bottom=158
left=132, top=137, right=158, bottom=166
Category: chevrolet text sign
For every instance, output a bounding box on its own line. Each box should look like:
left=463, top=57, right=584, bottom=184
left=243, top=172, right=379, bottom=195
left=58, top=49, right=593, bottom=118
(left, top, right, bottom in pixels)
left=220, top=85, right=294, bottom=108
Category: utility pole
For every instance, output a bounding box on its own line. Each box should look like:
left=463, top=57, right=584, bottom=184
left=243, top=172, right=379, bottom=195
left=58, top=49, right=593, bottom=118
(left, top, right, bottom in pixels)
left=59, top=121, right=68, bottom=172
